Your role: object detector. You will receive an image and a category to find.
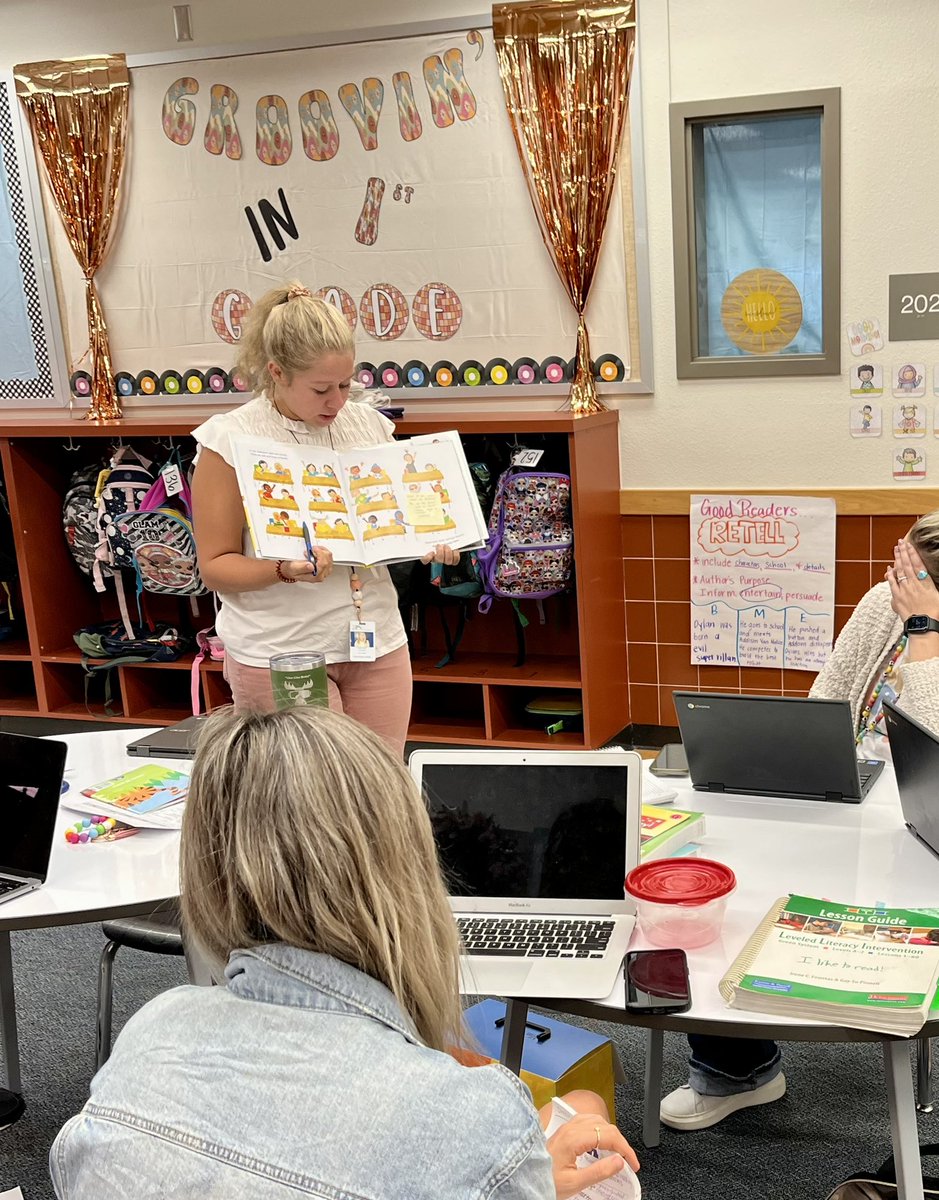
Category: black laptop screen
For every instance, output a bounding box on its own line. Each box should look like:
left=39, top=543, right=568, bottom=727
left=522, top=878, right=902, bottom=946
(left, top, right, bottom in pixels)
left=420, top=763, right=629, bottom=901
left=0, top=734, right=67, bottom=880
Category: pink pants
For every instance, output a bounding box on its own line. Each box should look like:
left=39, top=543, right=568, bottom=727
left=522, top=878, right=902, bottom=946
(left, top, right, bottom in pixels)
left=223, top=644, right=413, bottom=758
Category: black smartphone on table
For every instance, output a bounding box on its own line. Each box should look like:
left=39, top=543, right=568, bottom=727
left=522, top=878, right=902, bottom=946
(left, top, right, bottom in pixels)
left=649, top=742, right=688, bottom=777
left=623, top=948, right=691, bottom=1014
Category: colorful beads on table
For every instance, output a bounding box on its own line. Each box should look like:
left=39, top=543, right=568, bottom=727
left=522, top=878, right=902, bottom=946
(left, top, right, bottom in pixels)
left=65, top=816, right=117, bottom=844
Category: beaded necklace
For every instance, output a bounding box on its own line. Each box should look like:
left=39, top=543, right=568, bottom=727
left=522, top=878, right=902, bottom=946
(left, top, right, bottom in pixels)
left=272, top=390, right=363, bottom=618
left=856, top=634, right=907, bottom=744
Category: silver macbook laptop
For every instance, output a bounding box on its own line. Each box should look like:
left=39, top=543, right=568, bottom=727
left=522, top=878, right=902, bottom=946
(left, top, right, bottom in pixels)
left=408, top=748, right=642, bottom=1000
left=0, top=732, right=67, bottom=906
left=883, top=700, right=939, bottom=860
left=674, top=692, right=885, bottom=803
left=126, top=714, right=209, bottom=759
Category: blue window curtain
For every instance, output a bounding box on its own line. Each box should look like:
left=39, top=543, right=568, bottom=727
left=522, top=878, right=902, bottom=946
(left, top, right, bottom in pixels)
left=694, top=112, right=823, bottom=357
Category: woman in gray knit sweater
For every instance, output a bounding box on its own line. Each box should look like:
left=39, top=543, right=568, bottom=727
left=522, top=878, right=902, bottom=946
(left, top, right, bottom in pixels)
left=661, top=511, right=939, bottom=1132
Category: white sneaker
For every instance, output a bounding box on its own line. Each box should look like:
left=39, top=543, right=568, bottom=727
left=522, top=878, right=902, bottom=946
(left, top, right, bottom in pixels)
left=660, top=1072, right=786, bottom=1130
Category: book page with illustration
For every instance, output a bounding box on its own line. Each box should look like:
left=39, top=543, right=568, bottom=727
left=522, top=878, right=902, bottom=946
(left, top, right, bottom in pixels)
left=231, top=431, right=487, bottom=566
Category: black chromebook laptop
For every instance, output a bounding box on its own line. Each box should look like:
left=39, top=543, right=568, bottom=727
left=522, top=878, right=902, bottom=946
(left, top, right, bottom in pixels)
left=883, top=700, right=939, bottom=858
left=0, top=733, right=67, bottom=905
left=673, top=692, right=885, bottom=803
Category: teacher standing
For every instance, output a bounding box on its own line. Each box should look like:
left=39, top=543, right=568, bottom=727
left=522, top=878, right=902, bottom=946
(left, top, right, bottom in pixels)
left=191, top=281, right=456, bottom=754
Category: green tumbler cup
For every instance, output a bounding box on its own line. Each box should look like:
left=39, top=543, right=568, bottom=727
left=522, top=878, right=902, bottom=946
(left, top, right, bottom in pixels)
left=270, top=652, right=328, bottom=710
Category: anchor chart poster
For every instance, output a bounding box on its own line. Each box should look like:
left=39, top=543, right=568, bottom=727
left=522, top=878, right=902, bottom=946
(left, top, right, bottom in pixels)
left=48, top=28, right=631, bottom=399
left=690, top=495, right=836, bottom=671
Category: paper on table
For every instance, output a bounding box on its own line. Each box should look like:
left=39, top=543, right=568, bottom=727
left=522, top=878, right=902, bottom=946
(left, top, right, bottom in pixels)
left=62, top=794, right=184, bottom=830
left=1, top=1188, right=24, bottom=1199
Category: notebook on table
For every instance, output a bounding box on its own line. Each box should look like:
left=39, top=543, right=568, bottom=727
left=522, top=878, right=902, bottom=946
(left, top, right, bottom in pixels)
left=408, top=748, right=642, bottom=1000
left=883, top=700, right=939, bottom=859
left=673, top=692, right=885, bottom=804
left=0, top=732, right=67, bottom=906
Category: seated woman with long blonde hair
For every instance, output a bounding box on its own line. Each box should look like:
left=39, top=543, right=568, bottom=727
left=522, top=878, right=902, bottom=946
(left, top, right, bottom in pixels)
left=50, top=707, right=638, bottom=1199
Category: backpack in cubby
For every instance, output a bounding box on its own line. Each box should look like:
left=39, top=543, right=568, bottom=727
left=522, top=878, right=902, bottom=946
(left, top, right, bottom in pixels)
left=119, top=465, right=206, bottom=598
left=62, top=462, right=106, bottom=577
left=477, top=468, right=573, bottom=603
left=93, top=447, right=155, bottom=589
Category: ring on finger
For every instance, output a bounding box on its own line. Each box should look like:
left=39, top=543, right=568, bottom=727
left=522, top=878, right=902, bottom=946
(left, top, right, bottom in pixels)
left=897, top=574, right=908, bottom=582
left=918, top=570, right=930, bottom=581
left=594, top=1125, right=602, bottom=1151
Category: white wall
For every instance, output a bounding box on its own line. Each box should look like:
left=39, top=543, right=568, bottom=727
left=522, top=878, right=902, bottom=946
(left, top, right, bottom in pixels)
left=6, top=0, right=939, bottom=488
left=618, top=0, right=939, bottom=487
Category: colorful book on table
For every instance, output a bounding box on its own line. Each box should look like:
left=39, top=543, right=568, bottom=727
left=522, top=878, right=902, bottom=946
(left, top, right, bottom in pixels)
left=80, top=765, right=189, bottom=814
left=230, top=430, right=488, bottom=567
left=640, top=804, right=706, bottom=861
left=719, top=894, right=939, bottom=1036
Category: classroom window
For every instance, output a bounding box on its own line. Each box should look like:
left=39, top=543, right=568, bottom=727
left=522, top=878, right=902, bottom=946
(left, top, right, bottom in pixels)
left=670, top=89, right=840, bottom=379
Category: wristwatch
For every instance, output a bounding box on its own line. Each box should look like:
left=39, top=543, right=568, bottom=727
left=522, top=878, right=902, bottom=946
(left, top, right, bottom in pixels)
left=904, top=615, right=939, bottom=636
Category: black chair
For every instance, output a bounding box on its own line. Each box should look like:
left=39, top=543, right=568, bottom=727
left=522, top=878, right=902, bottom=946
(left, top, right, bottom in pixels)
left=96, top=910, right=185, bottom=1071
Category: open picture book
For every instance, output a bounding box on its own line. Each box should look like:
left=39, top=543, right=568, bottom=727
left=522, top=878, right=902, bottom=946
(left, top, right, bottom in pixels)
left=231, top=429, right=488, bottom=566
left=719, top=894, right=939, bottom=1036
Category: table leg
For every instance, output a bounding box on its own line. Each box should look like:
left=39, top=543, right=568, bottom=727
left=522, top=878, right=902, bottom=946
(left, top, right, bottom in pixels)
left=917, top=1037, right=934, bottom=1114
left=884, top=1040, right=925, bottom=1200
left=642, top=1028, right=663, bottom=1148
left=499, top=999, right=530, bottom=1076
left=0, top=931, right=21, bottom=1094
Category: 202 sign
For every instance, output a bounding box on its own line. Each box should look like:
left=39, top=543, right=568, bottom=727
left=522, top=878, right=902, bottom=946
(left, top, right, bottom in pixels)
left=889, top=273, right=939, bottom=341
left=899, top=293, right=939, bottom=315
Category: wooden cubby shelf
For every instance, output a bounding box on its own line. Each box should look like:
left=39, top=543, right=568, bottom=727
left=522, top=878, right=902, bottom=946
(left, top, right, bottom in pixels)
left=0, top=638, right=32, bottom=661
left=0, top=406, right=627, bottom=746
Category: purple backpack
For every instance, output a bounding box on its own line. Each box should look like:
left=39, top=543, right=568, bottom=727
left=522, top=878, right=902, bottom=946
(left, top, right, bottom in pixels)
left=477, top=468, right=573, bottom=606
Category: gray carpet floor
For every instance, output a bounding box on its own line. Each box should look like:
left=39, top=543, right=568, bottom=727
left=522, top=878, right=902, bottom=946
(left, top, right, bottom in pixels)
left=1, top=920, right=934, bottom=1199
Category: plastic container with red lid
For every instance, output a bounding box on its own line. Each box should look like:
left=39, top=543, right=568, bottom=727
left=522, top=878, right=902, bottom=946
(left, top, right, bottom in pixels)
left=625, top=859, right=736, bottom=949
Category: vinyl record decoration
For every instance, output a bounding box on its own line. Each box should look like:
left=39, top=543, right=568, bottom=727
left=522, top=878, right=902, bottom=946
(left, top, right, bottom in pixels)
left=460, top=360, right=485, bottom=386
left=70, top=371, right=92, bottom=398
left=114, top=372, right=137, bottom=397
left=513, top=358, right=541, bottom=385
left=431, top=360, right=457, bottom=387
left=183, top=370, right=205, bottom=395
left=205, top=367, right=229, bottom=393
left=137, top=371, right=159, bottom=396
left=356, top=362, right=377, bottom=389
left=377, top=361, right=402, bottom=389
left=402, top=360, right=429, bottom=387
left=594, top=354, right=625, bottom=383
left=541, top=356, right=569, bottom=385
left=70, top=366, right=242, bottom=400
left=485, top=358, right=511, bottom=385
left=159, top=370, right=184, bottom=396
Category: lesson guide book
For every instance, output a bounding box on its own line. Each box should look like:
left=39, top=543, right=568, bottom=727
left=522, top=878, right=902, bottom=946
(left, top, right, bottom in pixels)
left=231, top=430, right=488, bottom=566
left=719, top=895, right=939, bottom=1035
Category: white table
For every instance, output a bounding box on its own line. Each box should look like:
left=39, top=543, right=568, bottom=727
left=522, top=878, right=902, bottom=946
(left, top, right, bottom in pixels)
left=502, top=762, right=939, bottom=1200
left=0, top=729, right=181, bottom=1095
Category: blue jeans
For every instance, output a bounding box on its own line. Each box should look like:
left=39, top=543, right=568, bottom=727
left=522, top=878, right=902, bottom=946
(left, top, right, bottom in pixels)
left=688, top=1035, right=782, bottom=1097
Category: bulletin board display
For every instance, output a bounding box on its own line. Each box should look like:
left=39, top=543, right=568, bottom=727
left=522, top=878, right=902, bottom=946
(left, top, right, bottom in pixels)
left=50, top=27, right=633, bottom=400
left=0, top=74, right=68, bottom=407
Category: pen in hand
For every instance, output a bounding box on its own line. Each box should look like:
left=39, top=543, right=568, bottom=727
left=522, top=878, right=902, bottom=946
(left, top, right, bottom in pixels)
left=302, top=521, right=317, bottom=577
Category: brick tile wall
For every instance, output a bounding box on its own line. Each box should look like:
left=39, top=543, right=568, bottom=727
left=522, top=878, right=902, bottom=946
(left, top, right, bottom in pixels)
left=622, top=513, right=917, bottom=728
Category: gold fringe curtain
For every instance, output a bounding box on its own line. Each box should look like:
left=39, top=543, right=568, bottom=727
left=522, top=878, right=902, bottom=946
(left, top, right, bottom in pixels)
left=14, top=56, right=130, bottom=420
left=493, top=2, right=635, bottom=414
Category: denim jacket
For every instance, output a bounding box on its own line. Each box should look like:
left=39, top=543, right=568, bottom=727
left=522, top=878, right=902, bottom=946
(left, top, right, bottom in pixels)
left=50, top=945, right=554, bottom=1200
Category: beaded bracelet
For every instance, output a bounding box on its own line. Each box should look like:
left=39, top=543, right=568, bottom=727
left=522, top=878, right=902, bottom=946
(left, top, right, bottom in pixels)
left=65, top=816, right=118, bottom=844
left=275, top=560, right=296, bottom=584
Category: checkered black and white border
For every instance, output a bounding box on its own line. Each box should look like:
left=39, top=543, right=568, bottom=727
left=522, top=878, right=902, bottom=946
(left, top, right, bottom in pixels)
left=0, top=79, right=53, bottom=400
